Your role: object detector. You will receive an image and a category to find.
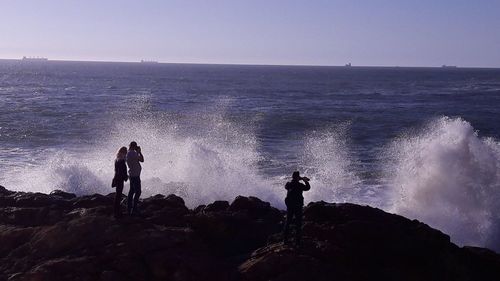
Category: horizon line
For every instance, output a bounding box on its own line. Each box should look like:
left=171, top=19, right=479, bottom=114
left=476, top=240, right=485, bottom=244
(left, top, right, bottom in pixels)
left=1, top=57, right=499, bottom=70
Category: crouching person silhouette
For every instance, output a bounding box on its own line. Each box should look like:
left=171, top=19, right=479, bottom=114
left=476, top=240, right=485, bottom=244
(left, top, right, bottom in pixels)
left=283, top=171, right=310, bottom=246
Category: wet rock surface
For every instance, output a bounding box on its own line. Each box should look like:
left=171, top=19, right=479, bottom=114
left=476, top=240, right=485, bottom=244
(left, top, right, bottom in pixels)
left=0, top=186, right=499, bottom=281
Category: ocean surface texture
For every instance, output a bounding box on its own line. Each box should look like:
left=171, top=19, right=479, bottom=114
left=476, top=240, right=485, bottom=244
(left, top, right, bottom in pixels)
left=1, top=60, right=500, bottom=250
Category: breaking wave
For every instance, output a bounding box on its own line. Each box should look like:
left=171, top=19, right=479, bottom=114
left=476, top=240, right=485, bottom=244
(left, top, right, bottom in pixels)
left=3, top=113, right=500, bottom=251
left=386, top=117, right=500, bottom=251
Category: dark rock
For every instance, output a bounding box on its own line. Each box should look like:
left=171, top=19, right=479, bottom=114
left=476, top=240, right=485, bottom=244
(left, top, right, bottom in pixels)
left=13, top=192, right=59, bottom=208
left=239, top=243, right=332, bottom=281
left=165, top=194, right=186, bottom=207
left=203, top=200, right=229, bottom=213
left=99, top=270, right=129, bottom=281
left=142, top=194, right=187, bottom=210
left=240, top=202, right=500, bottom=281
left=10, top=256, right=99, bottom=281
left=229, top=196, right=282, bottom=221
left=142, top=194, right=190, bottom=227
left=188, top=197, right=283, bottom=256
left=49, top=190, right=77, bottom=200
left=193, top=205, right=206, bottom=213
left=0, top=186, right=499, bottom=281
left=0, top=226, right=35, bottom=257
left=0, top=185, right=14, bottom=195
left=72, top=194, right=113, bottom=209
left=0, top=207, right=64, bottom=227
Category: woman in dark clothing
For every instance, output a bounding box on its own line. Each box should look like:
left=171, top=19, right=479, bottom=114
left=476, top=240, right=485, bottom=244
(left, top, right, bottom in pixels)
left=112, top=146, right=128, bottom=218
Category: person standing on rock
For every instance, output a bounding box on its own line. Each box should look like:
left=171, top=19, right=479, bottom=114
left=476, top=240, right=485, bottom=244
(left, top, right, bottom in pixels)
left=283, top=171, right=310, bottom=246
left=112, top=146, right=128, bottom=218
left=126, top=141, right=144, bottom=215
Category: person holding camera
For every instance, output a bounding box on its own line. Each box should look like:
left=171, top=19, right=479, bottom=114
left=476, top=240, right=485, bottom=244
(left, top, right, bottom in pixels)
left=283, top=171, right=311, bottom=246
left=126, top=141, right=144, bottom=215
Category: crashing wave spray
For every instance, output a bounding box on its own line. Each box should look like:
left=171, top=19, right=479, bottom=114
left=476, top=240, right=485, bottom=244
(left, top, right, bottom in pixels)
left=300, top=124, right=363, bottom=204
left=386, top=117, right=500, bottom=250
left=2, top=106, right=284, bottom=207
left=106, top=113, right=282, bottom=207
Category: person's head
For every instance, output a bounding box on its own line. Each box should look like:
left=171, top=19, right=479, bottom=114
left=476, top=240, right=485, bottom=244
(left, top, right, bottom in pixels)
left=129, top=141, right=138, bottom=150
left=292, top=171, right=301, bottom=181
left=116, top=146, right=127, bottom=158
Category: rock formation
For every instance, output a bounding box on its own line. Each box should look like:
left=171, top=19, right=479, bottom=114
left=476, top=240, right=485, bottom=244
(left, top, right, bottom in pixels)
left=0, top=185, right=499, bottom=281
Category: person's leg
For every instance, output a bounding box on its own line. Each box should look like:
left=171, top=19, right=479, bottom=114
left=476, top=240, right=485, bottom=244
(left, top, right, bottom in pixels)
left=283, top=206, right=294, bottom=244
left=132, top=177, right=141, bottom=214
left=127, top=177, right=137, bottom=215
left=295, top=207, right=303, bottom=245
left=114, top=181, right=124, bottom=218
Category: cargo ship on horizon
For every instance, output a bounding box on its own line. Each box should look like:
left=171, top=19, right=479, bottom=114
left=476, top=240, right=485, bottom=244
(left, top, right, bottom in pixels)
left=22, top=56, right=48, bottom=61
left=140, top=59, right=158, bottom=64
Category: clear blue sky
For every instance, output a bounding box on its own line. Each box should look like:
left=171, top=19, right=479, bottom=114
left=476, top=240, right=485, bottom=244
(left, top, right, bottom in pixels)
left=1, top=0, right=499, bottom=67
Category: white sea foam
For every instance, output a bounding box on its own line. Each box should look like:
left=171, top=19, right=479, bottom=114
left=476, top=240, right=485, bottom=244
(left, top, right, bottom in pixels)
left=104, top=114, right=282, bottom=207
left=1, top=114, right=360, bottom=209
left=386, top=117, right=500, bottom=251
left=3, top=113, right=500, bottom=251
left=300, top=124, right=364, bottom=204
left=1, top=110, right=283, bottom=207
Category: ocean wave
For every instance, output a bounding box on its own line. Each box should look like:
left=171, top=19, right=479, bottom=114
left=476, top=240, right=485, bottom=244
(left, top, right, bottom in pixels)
left=386, top=116, right=500, bottom=251
left=2, top=114, right=500, bottom=251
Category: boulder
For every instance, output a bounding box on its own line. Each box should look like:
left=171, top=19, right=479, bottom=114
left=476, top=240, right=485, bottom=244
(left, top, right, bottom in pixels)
left=0, top=185, right=14, bottom=195
left=238, top=243, right=333, bottom=281
left=229, top=196, right=282, bottom=222
left=203, top=200, right=229, bottom=213
left=188, top=197, right=282, bottom=256
left=72, top=194, right=113, bottom=209
left=142, top=194, right=190, bottom=226
left=49, top=190, right=77, bottom=200
left=193, top=205, right=206, bottom=213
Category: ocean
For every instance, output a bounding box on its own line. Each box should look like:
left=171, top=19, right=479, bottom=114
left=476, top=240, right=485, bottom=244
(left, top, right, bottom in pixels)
left=1, top=60, right=500, bottom=250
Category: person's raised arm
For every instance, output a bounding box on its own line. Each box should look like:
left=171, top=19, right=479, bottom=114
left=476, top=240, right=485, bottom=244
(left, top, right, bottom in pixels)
left=302, top=177, right=311, bottom=191
left=137, top=147, right=144, bottom=162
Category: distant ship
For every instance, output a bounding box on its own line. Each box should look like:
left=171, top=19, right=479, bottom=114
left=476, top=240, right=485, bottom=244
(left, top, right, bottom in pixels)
left=22, top=56, right=48, bottom=61
left=441, top=65, right=457, bottom=68
left=345, top=63, right=352, bottom=67
left=140, top=60, right=158, bottom=64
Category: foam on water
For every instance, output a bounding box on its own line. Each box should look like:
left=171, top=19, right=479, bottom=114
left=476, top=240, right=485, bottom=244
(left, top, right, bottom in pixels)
left=386, top=117, right=500, bottom=251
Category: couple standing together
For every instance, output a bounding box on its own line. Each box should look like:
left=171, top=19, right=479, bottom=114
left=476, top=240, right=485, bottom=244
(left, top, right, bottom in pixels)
left=112, top=141, right=144, bottom=218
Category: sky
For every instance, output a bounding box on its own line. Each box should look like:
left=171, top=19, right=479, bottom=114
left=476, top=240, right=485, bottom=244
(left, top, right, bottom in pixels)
left=1, top=0, right=499, bottom=67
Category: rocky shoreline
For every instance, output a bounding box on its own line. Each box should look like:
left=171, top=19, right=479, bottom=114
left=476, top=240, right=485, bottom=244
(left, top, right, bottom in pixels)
left=1, top=185, right=499, bottom=281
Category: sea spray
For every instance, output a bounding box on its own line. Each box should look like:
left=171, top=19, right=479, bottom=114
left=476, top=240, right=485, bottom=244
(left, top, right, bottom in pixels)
left=4, top=111, right=500, bottom=251
left=1, top=110, right=284, bottom=207
left=300, top=124, right=364, bottom=204
left=386, top=117, right=500, bottom=250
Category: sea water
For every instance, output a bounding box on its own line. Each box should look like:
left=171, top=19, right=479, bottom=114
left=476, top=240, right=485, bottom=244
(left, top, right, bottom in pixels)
left=1, top=60, right=500, bottom=250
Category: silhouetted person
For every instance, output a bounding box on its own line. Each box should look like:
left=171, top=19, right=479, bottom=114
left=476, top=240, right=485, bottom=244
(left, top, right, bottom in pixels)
left=112, top=147, right=128, bottom=218
left=126, top=141, right=144, bottom=215
left=283, top=171, right=310, bottom=246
